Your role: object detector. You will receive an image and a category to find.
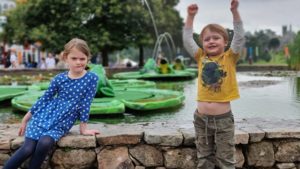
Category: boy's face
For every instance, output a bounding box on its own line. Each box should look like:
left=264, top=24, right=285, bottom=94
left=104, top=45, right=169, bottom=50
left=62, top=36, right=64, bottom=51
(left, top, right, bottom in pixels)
left=202, top=29, right=227, bottom=57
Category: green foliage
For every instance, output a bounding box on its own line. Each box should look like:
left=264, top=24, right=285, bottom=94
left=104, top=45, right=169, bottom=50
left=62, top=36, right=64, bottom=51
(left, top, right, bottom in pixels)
left=268, top=37, right=280, bottom=50
left=256, top=51, right=286, bottom=65
left=245, top=29, right=277, bottom=61
left=289, top=31, right=300, bottom=70
left=2, top=0, right=183, bottom=66
left=260, top=49, right=272, bottom=62
left=270, top=51, right=287, bottom=64
left=2, top=3, right=29, bottom=43
left=240, top=50, right=287, bottom=65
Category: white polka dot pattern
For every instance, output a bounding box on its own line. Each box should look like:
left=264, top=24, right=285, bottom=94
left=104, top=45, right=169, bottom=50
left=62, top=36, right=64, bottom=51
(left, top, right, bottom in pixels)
left=26, top=71, right=98, bottom=141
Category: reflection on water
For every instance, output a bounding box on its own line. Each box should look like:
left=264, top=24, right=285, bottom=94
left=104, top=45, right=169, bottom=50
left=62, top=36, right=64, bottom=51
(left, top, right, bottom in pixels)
left=0, top=102, right=23, bottom=123
left=293, top=77, right=300, bottom=101
left=61, top=73, right=300, bottom=124
left=233, top=73, right=300, bottom=120
left=1, top=72, right=300, bottom=125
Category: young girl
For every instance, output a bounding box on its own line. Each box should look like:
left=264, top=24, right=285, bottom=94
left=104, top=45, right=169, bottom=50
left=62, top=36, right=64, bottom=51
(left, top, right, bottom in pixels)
left=183, top=0, right=245, bottom=168
left=4, top=38, right=100, bottom=169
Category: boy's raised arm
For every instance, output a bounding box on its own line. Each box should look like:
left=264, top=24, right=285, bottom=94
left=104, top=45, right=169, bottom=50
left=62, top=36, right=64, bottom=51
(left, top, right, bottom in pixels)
left=183, top=4, right=200, bottom=60
left=185, top=4, right=198, bottom=28
left=230, top=0, right=245, bottom=53
left=231, top=0, right=241, bottom=23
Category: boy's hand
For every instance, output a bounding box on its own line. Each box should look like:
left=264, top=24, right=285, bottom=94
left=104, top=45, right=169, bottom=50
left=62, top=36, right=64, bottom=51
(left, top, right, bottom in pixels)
left=187, top=4, right=198, bottom=17
left=230, top=0, right=239, bottom=12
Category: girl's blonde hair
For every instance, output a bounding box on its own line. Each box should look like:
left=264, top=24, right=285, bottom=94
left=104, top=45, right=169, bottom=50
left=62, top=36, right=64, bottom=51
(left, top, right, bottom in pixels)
left=63, top=38, right=91, bottom=60
left=200, top=24, right=229, bottom=44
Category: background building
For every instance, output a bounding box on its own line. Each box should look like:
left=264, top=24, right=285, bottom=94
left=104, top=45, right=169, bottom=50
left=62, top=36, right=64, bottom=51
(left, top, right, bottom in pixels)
left=0, top=0, right=16, bottom=32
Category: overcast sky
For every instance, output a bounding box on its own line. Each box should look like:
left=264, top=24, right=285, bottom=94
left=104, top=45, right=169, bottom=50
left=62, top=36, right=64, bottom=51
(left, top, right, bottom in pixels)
left=175, top=0, right=300, bottom=35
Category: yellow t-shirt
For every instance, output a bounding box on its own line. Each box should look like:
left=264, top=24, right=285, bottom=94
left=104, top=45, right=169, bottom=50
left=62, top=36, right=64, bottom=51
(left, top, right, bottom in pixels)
left=196, top=48, right=240, bottom=102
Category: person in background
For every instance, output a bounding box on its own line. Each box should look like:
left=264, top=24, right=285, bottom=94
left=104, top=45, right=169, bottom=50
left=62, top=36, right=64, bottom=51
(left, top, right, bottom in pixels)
left=248, top=47, right=253, bottom=65
left=9, top=49, right=18, bottom=69
left=45, top=52, right=56, bottom=69
left=172, top=56, right=186, bottom=70
left=56, top=51, right=68, bottom=69
left=3, top=38, right=100, bottom=169
left=183, top=0, right=245, bottom=168
left=39, top=57, right=46, bottom=69
left=284, top=46, right=290, bottom=60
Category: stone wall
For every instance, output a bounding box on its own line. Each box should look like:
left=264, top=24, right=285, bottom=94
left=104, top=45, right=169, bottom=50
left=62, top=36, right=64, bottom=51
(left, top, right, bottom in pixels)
left=1, top=118, right=300, bottom=169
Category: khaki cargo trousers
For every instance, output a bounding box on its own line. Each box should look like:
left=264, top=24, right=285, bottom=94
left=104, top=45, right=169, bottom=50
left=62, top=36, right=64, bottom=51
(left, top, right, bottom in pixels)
left=193, top=110, right=235, bottom=169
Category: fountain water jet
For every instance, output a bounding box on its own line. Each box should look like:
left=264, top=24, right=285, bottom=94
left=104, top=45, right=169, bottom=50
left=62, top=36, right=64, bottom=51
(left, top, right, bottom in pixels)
left=152, top=32, right=177, bottom=62
left=140, top=0, right=159, bottom=39
left=140, top=0, right=177, bottom=62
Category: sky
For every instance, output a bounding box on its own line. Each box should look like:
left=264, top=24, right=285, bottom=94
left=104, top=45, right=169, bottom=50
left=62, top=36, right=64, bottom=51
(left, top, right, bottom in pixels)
left=175, top=0, right=300, bottom=36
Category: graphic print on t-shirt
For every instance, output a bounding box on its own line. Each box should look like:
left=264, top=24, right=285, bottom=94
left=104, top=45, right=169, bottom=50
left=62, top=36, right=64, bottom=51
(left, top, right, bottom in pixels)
left=201, top=59, right=227, bottom=92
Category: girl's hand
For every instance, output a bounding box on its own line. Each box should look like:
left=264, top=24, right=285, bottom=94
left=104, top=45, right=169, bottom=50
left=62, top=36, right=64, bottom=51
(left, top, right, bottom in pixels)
left=18, top=121, right=27, bottom=136
left=18, top=111, right=32, bottom=136
left=187, top=4, right=198, bottom=17
left=230, top=0, right=239, bottom=12
left=81, top=129, right=100, bottom=136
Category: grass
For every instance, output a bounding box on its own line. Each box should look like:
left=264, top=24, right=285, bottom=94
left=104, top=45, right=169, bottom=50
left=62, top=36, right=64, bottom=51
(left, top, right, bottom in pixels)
left=239, top=51, right=288, bottom=66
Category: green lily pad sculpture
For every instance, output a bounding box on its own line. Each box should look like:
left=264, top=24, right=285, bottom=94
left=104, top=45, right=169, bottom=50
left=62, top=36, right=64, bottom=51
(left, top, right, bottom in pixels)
left=88, top=64, right=115, bottom=97
left=139, top=58, right=157, bottom=74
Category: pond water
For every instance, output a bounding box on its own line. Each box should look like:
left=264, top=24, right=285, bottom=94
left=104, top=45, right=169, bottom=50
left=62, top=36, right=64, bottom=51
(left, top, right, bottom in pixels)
left=1, top=71, right=300, bottom=125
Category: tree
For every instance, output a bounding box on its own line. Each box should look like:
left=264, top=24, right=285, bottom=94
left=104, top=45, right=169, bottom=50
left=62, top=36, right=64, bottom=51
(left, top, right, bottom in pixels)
left=109, top=0, right=183, bottom=66
left=2, top=0, right=183, bottom=66
left=289, top=31, right=300, bottom=70
left=268, top=38, right=280, bottom=50
left=245, top=29, right=277, bottom=62
left=1, top=2, right=28, bottom=44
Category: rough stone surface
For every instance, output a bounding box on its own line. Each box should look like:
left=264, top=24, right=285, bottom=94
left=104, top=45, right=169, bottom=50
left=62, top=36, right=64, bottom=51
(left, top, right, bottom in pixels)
left=247, top=141, right=275, bottom=167
left=51, top=149, right=96, bottom=169
left=144, top=128, right=183, bottom=146
left=134, top=166, right=145, bottom=169
left=179, top=128, right=195, bottom=146
left=0, top=153, right=10, bottom=165
left=129, top=144, right=163, bottom=167
left=235, top=147, right=245, bottom=168
left=96, top=124, right=143, bottom=145
left=237, top=124, right=265, bottom=143
left=1, top=118, right=300, bottom=169
left=57, top=132, right=96, bottom=148
left=97, top=146, right=134, bottom=169
left=163, top=148, right=196, bottom=169
left=276, top=163, right=296, bottom=169
left=11, top=136, right=24, bottom=150
left=0, top=124, right=19, bottom=140
left=265, top=128, right=300, bottom=139
left=275, top=141, right=300, bottom=162
left=235, top=129, right=249, bottom=144
left=0, top=139, right=10, bottom=150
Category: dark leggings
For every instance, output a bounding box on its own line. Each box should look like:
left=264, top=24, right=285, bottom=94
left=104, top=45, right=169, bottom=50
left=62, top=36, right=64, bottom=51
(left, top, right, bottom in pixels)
left=3, top=135, right=55, bottom=169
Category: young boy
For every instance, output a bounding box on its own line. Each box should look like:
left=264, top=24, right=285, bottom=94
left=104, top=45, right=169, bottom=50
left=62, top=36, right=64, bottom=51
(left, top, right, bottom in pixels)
left=183, top=0, right=245, bottom=168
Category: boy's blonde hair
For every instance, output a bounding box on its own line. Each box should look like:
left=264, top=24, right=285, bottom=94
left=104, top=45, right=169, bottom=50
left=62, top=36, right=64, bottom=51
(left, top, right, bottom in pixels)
left=200, top=24, right=229, bottom=44
left=63, top=38, right=91, bottom=60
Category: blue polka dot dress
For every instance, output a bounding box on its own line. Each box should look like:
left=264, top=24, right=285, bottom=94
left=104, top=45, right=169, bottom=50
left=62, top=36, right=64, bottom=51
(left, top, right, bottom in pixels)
left=25, top=71, right=98, bottom=141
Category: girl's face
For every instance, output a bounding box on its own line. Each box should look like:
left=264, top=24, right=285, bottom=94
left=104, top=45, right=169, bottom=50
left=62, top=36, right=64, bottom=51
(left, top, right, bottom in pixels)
left=202, top=29, right=227, bottom=57
left=65, top=47, right=88, bottom=75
